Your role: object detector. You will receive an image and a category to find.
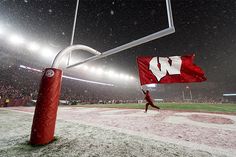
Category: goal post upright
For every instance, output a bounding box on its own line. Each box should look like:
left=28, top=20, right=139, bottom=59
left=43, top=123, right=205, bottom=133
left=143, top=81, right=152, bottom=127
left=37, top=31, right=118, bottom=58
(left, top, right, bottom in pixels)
left=30, top=45, right=101, bottom=145
left=29, top=0, right=175, bottom=145
left=66, top=0, right=175, bottom=69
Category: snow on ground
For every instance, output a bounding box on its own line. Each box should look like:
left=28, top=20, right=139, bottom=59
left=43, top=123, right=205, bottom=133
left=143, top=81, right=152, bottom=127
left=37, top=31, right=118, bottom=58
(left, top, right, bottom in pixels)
left=0, top=107, right=236, bottom=157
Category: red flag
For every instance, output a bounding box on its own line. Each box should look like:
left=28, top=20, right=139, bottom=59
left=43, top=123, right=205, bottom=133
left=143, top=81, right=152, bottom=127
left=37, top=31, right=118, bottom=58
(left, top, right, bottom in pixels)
left=137, top=54, right=206, bottom=85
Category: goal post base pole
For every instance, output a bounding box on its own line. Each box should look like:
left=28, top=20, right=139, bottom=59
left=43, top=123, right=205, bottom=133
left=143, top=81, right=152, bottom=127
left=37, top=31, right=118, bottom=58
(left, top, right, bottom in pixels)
left=30, top=68, right=62, bottom=145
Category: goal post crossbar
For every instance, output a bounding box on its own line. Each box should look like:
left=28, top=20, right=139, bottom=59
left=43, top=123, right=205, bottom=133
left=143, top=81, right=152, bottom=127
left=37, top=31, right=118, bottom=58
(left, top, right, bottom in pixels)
left=52, top=0, right=175, bottom=69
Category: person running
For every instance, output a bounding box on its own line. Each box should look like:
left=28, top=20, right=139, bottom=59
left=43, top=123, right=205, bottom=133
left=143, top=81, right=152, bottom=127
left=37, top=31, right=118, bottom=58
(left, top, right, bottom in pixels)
left=142, top=89, right=160, bottom=113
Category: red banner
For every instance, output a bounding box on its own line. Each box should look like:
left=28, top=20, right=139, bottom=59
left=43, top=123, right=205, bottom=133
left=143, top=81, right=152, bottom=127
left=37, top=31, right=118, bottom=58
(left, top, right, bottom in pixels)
left=137, top=54, right=206, bottom=85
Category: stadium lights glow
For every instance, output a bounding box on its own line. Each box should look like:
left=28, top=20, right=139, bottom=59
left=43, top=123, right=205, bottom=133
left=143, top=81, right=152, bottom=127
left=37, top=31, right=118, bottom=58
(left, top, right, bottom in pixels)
left=0, top=23, right=136, bottom=81
left=27, top=42, right=40, bottom=51
left=96, top=68, right=104, bottom=75
left=108, top=70, right=115, bottom=77
left=19, top=64, right=114, bottom=86
left=124, top=75, right=130, bottom=80
left=41, top=47, right=54, bottom=58
left=8, top=34, right=25, bottom=45
left=119, top=73, right=125, bottom=79
left=79, top=66, right=134, bottom=81
left=62, top=75, right=114, bottom=86
left=82, top=65, right=89, bottom=70
left=113, top=73, right=119, bottom=78
left=0, top=25, right=4, bottom=35
left=90, top=67, right=96, bottom=73
left=223, top=94, right=236, bottom=96
left=129, top=76, right=134, bottom=80
left=19, top=65, right=42, bottom=72
left=146, top=84, right=156, bottom=88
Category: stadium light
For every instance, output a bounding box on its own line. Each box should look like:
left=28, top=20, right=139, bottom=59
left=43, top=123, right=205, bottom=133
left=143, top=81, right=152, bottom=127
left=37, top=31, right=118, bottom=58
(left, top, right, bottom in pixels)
left=19, top=64, right=114, bottom=86
left=90, top=67, right=96, bottom=73
left=108, top=70, right=115, bottom=77
left=223, top=94, right=236, bottom=96
left=27, top=42, right=40, bottom=51
left=96, top=68, right=104, bottom=75
left=113, top=73, right=119, bottom=78
left=0, top=25, right=5, bottom=35
left=8, top=34, right=25, bottom=45
left=146, top=84, right=156, bottom=88
left=1, top=23, right=135, bottom=82
left=41, top=47, right=54, bottom=58
left=119, top=73, right=125, bottom=79
left=82, top=65, right=89, bottom=70
left=129, top=76, right=134, bottom=80
left=124, top=75, right=130, bottom=80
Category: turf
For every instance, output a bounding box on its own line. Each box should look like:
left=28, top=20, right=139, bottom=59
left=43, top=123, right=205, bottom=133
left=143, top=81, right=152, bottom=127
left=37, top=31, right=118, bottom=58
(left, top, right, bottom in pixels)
left=74, top=103, right=236, bottom=114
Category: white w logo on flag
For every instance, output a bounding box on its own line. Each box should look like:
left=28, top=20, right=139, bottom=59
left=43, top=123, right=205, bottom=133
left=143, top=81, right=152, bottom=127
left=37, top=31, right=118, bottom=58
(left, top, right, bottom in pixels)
left=149, top=56, right=182, bottom=81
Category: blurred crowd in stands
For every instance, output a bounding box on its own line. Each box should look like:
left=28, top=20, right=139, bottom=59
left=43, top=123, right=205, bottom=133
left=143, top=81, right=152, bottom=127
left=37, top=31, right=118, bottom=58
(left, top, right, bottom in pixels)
left=0, top=62, right=233, bottom=107
left=0, top=64, right=141, bottom=107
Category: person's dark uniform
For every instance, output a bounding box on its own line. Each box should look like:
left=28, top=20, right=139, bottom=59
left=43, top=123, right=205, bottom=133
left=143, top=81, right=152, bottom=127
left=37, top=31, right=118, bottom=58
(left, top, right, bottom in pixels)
left=142, top=89, right=160, bottom=112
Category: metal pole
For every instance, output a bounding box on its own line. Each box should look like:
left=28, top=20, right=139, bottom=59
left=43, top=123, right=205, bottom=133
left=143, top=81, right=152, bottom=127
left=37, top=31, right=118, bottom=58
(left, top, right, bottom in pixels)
left=182, top=91, right=185, bottom=101
left=66, top=28, right=175, bottom=69
left=52, top=45, right=101, bottom=68
left=190, top=89, right=193, bottom=100
left=166, top=0, right=174, bottom=28
left=67, top=0, right=80, bottom=66
left=66, top=0, right=175, bottom=69
left=52, top=0, right=175, bottom=69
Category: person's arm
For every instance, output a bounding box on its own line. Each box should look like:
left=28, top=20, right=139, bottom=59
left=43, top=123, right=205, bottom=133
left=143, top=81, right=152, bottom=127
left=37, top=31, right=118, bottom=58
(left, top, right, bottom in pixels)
left=141, top=89, right=146, bottom=95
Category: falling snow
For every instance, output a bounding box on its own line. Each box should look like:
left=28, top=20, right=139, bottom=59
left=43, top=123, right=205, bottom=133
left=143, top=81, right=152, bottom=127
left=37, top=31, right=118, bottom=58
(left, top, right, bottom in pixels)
left=110, top=10, right=114, bottom=15
left=0, top=0, right=235, bottom=104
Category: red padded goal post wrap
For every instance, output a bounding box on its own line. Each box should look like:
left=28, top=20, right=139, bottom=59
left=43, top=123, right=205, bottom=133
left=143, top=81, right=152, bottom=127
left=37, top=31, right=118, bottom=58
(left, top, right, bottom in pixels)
left=30, top=68, right=62, bottom=145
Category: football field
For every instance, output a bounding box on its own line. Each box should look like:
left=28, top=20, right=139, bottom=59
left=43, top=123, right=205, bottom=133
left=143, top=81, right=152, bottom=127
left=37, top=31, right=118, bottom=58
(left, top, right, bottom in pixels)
left=75, top=103, right=236, bottom=114
left=1, top=105, right=236, bottom=157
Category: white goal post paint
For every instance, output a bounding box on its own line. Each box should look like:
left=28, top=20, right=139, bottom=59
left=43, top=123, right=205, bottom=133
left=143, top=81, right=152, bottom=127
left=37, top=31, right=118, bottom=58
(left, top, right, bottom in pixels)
left=52, top=45, right=101, bottom=68
left=52, top=0, right=175, bottom=69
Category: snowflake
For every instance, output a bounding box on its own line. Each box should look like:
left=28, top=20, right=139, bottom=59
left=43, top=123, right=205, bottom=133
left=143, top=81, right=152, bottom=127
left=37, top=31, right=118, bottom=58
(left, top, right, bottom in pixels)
left=110, top=10, right=114, bottom=15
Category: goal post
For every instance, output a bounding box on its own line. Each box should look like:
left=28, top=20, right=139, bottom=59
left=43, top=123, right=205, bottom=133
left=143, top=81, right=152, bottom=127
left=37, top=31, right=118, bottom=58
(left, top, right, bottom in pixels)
left=30, top=0, right=175, bottom=145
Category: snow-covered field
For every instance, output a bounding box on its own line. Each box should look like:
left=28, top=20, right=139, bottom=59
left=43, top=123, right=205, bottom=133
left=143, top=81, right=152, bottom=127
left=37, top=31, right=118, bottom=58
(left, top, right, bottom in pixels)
left=0, top=107, right=236, bottom=157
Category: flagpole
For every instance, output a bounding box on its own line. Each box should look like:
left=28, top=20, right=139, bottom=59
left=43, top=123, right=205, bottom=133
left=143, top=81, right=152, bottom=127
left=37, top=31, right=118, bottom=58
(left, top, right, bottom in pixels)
left=190, top=89, right=193, bottom=100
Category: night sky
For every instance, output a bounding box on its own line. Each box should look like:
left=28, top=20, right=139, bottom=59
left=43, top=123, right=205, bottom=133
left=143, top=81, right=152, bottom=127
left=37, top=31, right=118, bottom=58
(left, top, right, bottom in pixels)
left=0, top=0, right=236, bottom=95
